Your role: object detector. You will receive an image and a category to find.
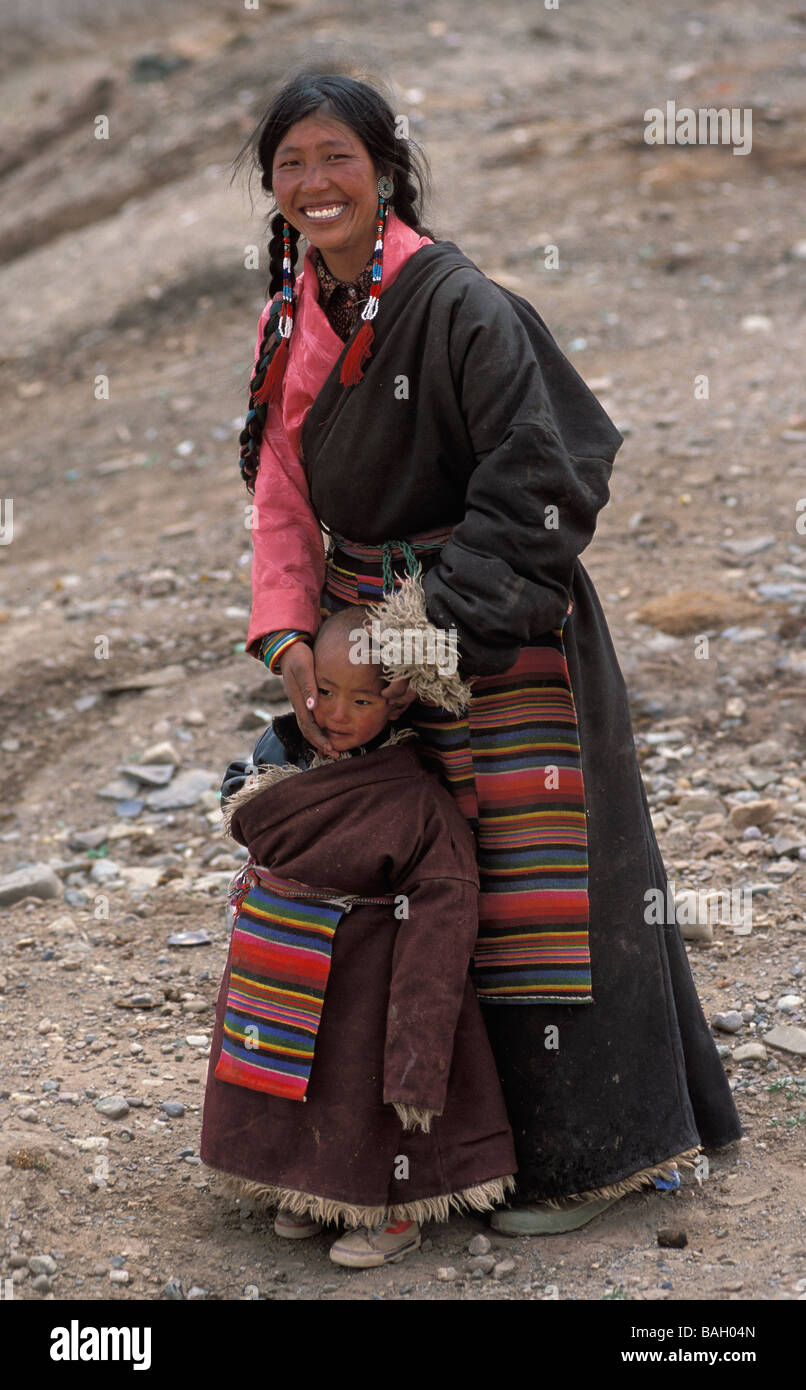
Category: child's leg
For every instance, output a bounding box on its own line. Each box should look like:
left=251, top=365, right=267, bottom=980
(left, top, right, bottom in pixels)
left=329, top=1220, right=421, bottom=1268
left=274, top=1207, right=323, bottom=1240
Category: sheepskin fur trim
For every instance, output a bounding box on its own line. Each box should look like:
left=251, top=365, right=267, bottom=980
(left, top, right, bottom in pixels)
left=533, top=1146, right=703, bottom=1208
left=365, top=568, right=473, bottom=715
left=205, top=1165, right=517, bottom=1229
left=392, top=1103, right=438, bottom=1134
left=220, top=727, right=418, bottom=837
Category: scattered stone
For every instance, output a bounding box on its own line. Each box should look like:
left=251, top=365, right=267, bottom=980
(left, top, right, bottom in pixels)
left=493, top=1259, right=517, bottom=1280
left=678, top=794, right=725, bottom=817
left=109, top=1270, right=130, bottom=1285
left=634, top=590, right=762, bottom=636
left=68, top=827, right=110, bottom=851
left=720, top=535, right=776, bottom=558
left=102, top=665, right=187, bottom=694
left=160, top=1101, right=185, bottom=1118
left=712, top=1011, right=743, bottom=1034
left=28, top=1255, right=57, bottom=1276
left=98, top=777, right=142, bottom=801
left=728, top=801, right=777, bottom=831
left=90, top=859, right=122, bottom=884
left=763, top=1025, right=806, bottom=1057
left=435, top=1267, right=458, bottom=1281
left=163, top=1278, right=185, bottom=1300
left=732, top=1043, right=767, bottom=1062
left=141, top=741, right=181, bottom=767
left=114, top=993, right=157, bottom=1010
left=777, top=995, right=804, bottom=1012
left=657, top=1229, right=688, bottom=1249
left=168, top=931, right=212, bottom=948
left=467, top=1254, right=496, bottom=1274
left=185, top=1035, right=209, bottom=1048
left=187, top=1286, right=208, bottom=1300
left=146, top=769, right=215, bottom=811
left=31, top=1274, right=53, bottom=1293
left=93, top=1096, right=130, bottom=1120
left=674, top=892, right=713, bottom=943
left=0, top=864, right=62, bottom=907
left=116, top=762, right=174, bottom=788
left=468, top=1233, right=492, bottom=1256
left=17, top=1107, right=40, bottom=1124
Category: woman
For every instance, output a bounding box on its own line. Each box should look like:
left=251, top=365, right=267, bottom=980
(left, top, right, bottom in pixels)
left=231, top=68, right=741, bottom=1237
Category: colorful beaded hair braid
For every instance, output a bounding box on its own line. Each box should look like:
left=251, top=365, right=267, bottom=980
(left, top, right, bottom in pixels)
left=238, top=179, right=393, bottom=490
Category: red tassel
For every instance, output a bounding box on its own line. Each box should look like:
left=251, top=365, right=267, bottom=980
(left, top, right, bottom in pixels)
left=253, top=336, right=288, bottom=407
left=339, top=320, right=374, bottom=387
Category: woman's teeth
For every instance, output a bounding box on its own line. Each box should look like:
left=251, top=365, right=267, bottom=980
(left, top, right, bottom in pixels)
left=303, top=204, right=346, bottom=220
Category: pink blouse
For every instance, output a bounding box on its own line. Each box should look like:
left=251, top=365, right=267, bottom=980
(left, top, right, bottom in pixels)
left=245, top=210, right=433, bottom=658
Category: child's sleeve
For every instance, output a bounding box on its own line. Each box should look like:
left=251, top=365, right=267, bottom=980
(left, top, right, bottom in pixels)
left=382, top=799, right=480, bottom=1128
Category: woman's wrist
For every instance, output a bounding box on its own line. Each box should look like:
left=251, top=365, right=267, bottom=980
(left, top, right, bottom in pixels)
left=259, top=629, right=312, bottom=674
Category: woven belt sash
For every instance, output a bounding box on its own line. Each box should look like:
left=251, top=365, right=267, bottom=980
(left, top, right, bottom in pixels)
left=320, top=528, right=592, bottom=1007
left=215, top=862, right=396, bottom=1100
left=321, top=525, right=453, bottom=610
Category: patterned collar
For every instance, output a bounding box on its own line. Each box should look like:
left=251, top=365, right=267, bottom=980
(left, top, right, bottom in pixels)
left=312, top=247, right=374, bottom=306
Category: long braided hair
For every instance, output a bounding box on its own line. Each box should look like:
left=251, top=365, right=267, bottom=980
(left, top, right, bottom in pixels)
left=234, top=69, right=437, bottom=494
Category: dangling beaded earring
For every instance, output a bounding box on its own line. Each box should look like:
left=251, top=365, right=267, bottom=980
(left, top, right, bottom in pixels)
left=253, top=219, right=295, bottom=407
left=340, top=174, right=394, bottom=388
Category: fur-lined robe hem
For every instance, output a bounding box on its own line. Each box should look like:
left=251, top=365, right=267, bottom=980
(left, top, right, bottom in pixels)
left=206, top=1164, right=517, bottom=1228
left=530, top=1145, right=702, bottom=1208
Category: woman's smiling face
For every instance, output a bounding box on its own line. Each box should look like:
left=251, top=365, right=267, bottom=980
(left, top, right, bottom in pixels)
left=271, top=112, right=382, bottom=281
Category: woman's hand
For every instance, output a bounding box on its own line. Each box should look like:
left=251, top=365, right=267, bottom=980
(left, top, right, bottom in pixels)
left=277, top=641, right=337, bottom=758
left=380, top=676, right=419, bottom=719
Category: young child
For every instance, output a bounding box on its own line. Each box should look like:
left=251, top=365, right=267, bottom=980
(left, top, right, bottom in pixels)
left=201, top=601, right=516, bottom=1268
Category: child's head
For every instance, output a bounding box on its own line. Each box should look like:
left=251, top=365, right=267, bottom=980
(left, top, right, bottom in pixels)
left=312, top=607, right=392, bottom=752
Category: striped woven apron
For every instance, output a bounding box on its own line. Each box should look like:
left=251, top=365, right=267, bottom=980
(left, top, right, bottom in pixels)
left=321, top=527, right=592, bottom=1006
left=216, top=861, right=396, bottom=1098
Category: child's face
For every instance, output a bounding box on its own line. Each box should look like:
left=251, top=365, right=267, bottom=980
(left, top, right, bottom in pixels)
left=313, top=641, right=391, bottom=752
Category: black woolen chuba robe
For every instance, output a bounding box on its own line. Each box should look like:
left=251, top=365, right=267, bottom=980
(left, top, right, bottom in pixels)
left=287, top=240, right=742, bottom=1201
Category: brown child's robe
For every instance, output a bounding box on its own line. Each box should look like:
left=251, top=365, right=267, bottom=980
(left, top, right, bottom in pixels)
left=200, top=734, right=517, bottom=1225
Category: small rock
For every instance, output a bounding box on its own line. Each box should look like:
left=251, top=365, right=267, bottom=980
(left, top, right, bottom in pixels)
left=94, top=1096, right=130, bottom=1120
left=185, top=1035, right=209, bottom=1048
left=116, top=763, right=174, bottom=788
left=435, top=1267, right=458, bottom=1281
left=167, top=931, right=212, bottom=948
left=146, top=769, right=215, bottom=811
left=17, top=1107, right=40, bottom=1124
left=90, top=859, right=122, bottom=884
left=467, top=1254, right=496, bottom=1274
left=109, top=1269, right=130, bottom=1285
left=160, top=1101, right=185, bottom=1118
left=657, top=1229, right=688, bottom=1249
left=28, top=1254, right=57, bottom=1276
left=678, top=794, right=725, bottom=817
left=733, top=1043, right=767, bottom=1062
left=674, top=891, right=713, bottom=943
left=163, top=1278, right=185, bottom=1300
left=468, top=1233, right=492, bottom=1256
left=763, top=1025, right=806, bottom=1057
left=31, top=1274, right=53, bottom=1293
left=141, top=740, right=182, bottom=766
left=0, top=864, right=62, bottom=907
left=776, top=995, right=803, bottom=1013
left=729, top=800, right=777, bottom=831
left=493, top=1259, right=517, bottom=1280
left=712, top=1011, right=743, bottom=1034
left=187, top=1286, right=208, bottom=1300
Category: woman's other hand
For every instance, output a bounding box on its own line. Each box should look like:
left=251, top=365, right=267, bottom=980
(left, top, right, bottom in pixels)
left=278, top=641, right=337, bottom=758
left=381, top=676, right=418, bottom=719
